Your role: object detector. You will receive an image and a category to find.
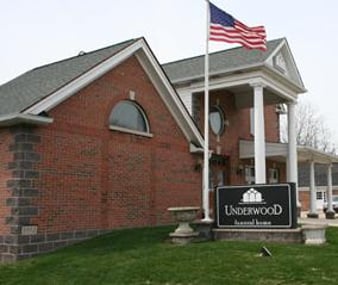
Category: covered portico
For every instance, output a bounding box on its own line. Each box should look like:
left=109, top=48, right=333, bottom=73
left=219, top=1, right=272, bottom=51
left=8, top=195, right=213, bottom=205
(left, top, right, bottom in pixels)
left=163, top=38, right=307, bottom=219
left=169, top=42, right=305, bottom=170
left=240, top=141, right=338, bottom=219
left=298, top=147, right=338, bottom=219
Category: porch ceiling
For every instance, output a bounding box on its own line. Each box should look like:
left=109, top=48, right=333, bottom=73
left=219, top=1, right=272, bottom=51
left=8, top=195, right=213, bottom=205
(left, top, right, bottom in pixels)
left=239, top=140, right=338, bottom=164
left=225, top=84, right=286, bottom=109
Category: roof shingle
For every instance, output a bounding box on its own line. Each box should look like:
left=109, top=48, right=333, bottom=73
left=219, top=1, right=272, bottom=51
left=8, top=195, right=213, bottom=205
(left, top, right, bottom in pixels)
left=0, top=39, right=137, bottom=116
left=162, top=38, right=283, bottom=83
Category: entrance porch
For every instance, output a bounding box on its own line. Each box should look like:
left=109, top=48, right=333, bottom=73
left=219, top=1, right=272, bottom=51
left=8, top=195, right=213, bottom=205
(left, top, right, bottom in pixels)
left=240, top=140, right=338, bottom=218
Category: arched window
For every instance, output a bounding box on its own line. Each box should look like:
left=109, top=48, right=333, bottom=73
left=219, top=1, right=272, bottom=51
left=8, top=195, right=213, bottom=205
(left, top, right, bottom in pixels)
left=209, top=106, right=225, bottom=135
left=109, top=100, right=150, bottom=134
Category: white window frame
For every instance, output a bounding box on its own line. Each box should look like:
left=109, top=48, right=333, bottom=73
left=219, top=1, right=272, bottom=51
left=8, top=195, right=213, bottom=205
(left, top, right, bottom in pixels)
left=245, top=165, right=255, bottom=185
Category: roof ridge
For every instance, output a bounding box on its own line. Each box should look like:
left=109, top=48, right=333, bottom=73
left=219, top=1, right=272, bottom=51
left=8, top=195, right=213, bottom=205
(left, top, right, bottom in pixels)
left=162, top=37, right=285, bottom=66
left=30, top=38, right=139, bottom=73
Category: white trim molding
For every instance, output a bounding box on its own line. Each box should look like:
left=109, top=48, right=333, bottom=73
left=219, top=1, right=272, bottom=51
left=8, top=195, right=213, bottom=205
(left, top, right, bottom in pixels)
left=24, top=40, right=145, bottom=115
left=22, top=38, right=204, bottom=148
left=0, top=113, right=53, bottom=127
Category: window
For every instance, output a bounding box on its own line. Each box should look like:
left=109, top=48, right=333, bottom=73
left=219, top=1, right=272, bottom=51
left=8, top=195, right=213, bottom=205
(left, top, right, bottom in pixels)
left=209, top=106, right=225, bottom=135
left=245, top=166, right=255, bottom=185
left=109, top=100, right=150, bottom=135
left=316, top=191, right=326, bottom=201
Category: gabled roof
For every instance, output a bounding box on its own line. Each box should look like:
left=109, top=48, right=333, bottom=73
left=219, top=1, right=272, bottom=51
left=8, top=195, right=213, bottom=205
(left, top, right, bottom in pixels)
left=0, top=38, right=204, bottom=147
left=0, top=39, right=136, bottom=116
left=163, top=39, right=281, bottom=82
left=163, top=38, right=305, bottom=92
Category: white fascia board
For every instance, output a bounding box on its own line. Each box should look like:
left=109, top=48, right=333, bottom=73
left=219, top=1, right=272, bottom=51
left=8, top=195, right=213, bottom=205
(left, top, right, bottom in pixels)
left=0, top=113, right=53, bottom=127
left=262, top=64, right=307, bottom=94
left=23, top=40, right=145, bottom=115
left=176, top=70, right=299, bottom=103
left=265, top=39, right=306, bottom=91
left=297, top=146, right=338, bottom=164
left=241, top=140, right=338, bottom=163
left=265, top=39, right=286, bottom=64
left=259, top=73, right=299, bottom=102
left=169, top=63, right=263, bottom=86
left=239, top=140, right=288, bottom=159
left=23, top=37, right=204, bottom=148
left=177, top=71, right=264, bottom=93
left=135, top=39, right=204, bottom=148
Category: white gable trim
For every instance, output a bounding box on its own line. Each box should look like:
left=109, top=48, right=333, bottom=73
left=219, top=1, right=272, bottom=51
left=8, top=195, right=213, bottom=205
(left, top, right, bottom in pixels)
left=265, top=39, right=305, bottom=90
left=135, top=39, right=204, bottom=147
left=175, top=70, right=300, bottom=102
left=0, top=113, right=53, bottom=127
left=23, top=40, right=144, bottom=115
left=23, top=39, right=204, bottom=147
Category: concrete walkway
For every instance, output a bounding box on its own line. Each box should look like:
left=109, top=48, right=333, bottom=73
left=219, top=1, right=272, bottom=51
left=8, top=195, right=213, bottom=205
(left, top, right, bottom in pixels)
left=299, top=211, right=338, bottom=227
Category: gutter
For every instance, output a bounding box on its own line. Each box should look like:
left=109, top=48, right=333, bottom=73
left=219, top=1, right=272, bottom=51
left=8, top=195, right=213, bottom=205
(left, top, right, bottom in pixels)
left=0, top=113, right=53, bottom=127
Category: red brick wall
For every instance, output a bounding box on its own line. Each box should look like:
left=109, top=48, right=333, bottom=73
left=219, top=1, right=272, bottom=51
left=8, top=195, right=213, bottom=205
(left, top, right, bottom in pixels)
left=299, top=191, right=310, bottom=211
left=31, top=56, right=201, bottom=234
left=264, top=105, right=280, bottom=142
left=198, top=90, right=282, bottom=186
left=299, top=189, right=338, bottom=212
left=0, top=130, right=12, bottom=235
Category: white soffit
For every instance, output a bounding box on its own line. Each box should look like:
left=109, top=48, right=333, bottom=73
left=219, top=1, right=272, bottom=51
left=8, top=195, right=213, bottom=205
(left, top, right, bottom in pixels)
left=239, top=140, right=288, bottom=159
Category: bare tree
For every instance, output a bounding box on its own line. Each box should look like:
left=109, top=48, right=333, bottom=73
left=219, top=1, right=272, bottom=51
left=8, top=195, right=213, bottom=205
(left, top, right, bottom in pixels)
left=280, top=100, right=337, bottom=154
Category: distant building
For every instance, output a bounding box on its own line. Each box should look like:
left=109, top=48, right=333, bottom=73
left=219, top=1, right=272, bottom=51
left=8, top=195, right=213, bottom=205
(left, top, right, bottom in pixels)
left=298, top=163, right=338, bottom=211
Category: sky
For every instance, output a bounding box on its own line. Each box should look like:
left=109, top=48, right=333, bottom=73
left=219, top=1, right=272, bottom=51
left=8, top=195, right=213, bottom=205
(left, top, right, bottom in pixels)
left=1, top=0, right=338, bottom=142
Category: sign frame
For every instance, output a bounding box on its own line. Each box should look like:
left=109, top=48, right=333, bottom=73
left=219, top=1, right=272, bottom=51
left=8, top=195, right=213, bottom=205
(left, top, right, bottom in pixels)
left=215, top=183, right=297, bottom=229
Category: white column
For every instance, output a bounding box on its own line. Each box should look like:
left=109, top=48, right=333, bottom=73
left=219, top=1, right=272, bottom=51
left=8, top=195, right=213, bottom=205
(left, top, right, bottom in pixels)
left=326, top=163, right=335, bottom=218
left=308, top=160, right=318, bottom=218
left=287, top=102, right=299, bottom=206
left=251, top=82, right=266, bottom=184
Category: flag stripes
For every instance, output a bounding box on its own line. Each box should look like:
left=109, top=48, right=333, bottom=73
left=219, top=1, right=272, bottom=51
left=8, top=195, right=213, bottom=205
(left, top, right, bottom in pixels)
left=209, top=2, right=267, bottom=51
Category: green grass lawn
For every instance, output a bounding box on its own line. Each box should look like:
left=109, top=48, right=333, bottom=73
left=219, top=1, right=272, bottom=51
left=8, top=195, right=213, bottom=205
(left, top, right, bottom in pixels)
left=1, top=226, right=338, bottom=285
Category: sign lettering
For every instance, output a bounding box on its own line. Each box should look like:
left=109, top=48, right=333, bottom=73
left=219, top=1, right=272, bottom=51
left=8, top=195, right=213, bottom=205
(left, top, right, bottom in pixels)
left=216, top=183, right=297, bottom=229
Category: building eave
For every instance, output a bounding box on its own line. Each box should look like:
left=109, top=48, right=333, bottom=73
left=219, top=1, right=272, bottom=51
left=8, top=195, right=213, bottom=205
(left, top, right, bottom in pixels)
left=239, top=140, right=338, bottom=164
left=262, top=64, right=307, bottom=94
left=20, top=38, right=204, bottom=148
left=0, top=113, right=53, bottom=127
left=169, top=63, right=264, bottom=86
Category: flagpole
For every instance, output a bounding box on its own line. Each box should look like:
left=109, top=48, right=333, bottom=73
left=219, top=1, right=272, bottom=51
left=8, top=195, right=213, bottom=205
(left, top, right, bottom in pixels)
left=202, top=0, right=212, bottom=222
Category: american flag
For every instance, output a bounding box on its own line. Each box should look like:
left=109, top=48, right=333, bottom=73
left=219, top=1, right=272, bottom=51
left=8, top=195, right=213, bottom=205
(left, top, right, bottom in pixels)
left=209, top=2, right=267, bottom=51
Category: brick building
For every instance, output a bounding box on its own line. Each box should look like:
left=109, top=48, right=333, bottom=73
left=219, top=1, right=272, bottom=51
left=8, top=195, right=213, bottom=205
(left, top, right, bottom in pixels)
left=298, top=159, right=338, bottom=213
left=0, top=36, right=330, bottom=261
left=0, top=38, right=205, bottom=261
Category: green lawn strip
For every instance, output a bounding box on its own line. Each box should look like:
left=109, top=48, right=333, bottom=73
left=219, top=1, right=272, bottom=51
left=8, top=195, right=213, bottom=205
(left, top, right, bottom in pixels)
left=0, top=226, right=338, bottom=284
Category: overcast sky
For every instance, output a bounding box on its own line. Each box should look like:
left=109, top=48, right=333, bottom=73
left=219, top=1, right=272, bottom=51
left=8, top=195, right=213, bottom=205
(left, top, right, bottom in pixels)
left=2, top=0, right=338, bottom=142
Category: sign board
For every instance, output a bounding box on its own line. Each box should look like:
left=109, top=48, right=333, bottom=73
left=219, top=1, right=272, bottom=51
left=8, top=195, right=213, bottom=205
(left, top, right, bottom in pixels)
left=216, top=183, right=297, bottom=229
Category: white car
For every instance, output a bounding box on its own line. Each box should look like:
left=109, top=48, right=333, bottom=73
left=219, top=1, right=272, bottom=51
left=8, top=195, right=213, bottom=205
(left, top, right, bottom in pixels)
left=323, top=196, right=338, bottom=213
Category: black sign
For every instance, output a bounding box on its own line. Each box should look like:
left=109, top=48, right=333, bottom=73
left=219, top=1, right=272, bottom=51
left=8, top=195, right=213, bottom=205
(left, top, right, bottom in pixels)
left=216, top=183, right=297, bottom=229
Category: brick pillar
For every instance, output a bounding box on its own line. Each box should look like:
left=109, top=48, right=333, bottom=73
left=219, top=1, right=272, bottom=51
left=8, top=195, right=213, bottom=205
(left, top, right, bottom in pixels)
left=1, top=125, right=41, bottom=262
